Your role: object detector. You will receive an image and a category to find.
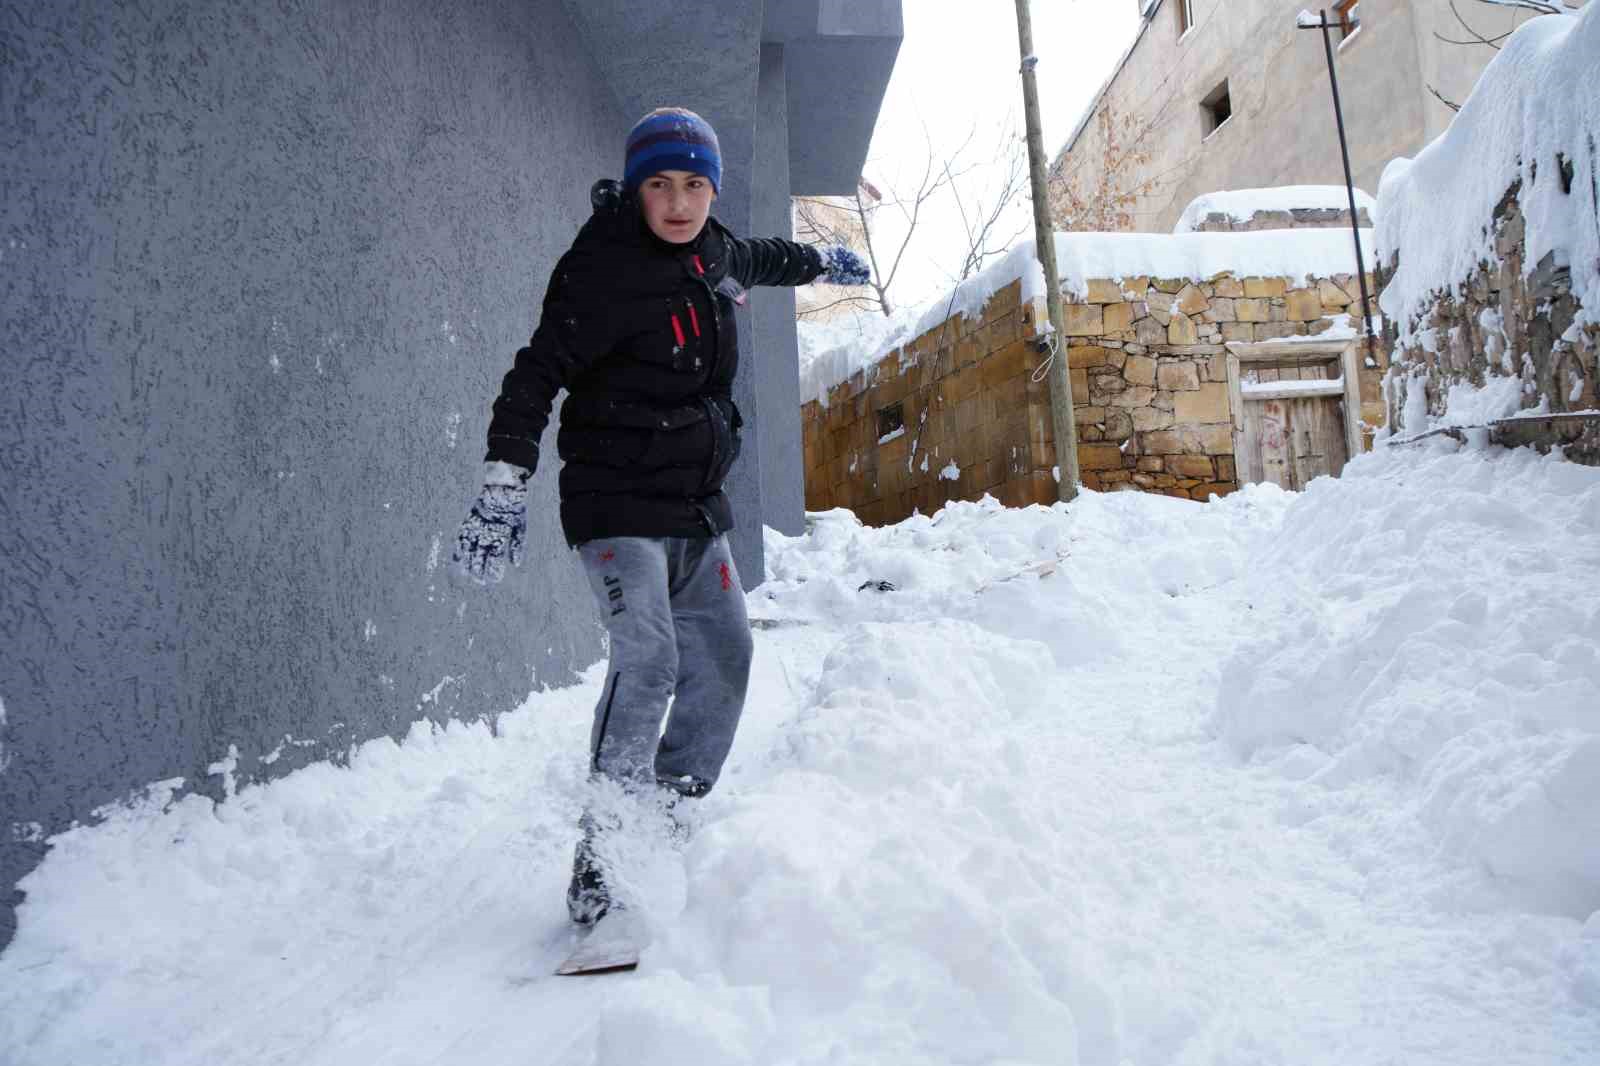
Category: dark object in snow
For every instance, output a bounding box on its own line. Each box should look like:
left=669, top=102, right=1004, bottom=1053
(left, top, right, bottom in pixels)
left=566, top=827, right=611, bottom=927
left=858, top=579, right=897, bottom=593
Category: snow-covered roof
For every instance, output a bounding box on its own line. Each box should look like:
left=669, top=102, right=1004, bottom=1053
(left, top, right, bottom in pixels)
left=1050, top=228, right=1373, bottom=299
left=1174, top=186, right=1378, bottom=234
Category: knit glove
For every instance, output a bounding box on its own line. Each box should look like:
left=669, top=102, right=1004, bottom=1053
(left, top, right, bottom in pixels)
left=816, top=245, right=872, bottom=287
left=452, top=462, right=529, bottom=585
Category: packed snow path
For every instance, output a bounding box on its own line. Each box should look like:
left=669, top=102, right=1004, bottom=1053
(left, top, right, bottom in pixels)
left=3, top=442, right=1598, bottom=1064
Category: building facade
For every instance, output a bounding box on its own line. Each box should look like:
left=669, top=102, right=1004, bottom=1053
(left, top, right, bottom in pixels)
left=0, top=0, right=900, bottom=950
left=1051, top=0, right=1588, bottom=234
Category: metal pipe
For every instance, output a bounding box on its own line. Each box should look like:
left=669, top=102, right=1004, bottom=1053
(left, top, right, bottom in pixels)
left=1301, top=9, right=1379, bottom=369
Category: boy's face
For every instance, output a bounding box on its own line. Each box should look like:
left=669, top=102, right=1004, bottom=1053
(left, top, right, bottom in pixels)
left=638, top=170, right=716, bottom=244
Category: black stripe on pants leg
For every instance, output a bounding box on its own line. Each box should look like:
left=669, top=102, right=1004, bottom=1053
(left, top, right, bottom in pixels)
left=592, top=670, right=622, bottom=774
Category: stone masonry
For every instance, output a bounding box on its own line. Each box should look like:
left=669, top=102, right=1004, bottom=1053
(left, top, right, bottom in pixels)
left=802, top=267, right=1386, bottom=525
left=1186, top=204, right=1375, bottom=233
left=1384, top=184, right=1600, bottom=461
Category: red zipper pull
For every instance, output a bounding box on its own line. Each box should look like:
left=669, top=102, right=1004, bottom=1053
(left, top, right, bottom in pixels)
left=692, top=254, right=705, bottom=276
left=670, top=314, right=686, bottom=347
left=688, top=303, right=701, bottom=338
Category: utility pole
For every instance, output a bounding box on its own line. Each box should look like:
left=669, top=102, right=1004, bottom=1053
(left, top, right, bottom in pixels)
left=1014, top=0, right=1080, bottom=502
left=1298, top=8, right=1379, bottom=369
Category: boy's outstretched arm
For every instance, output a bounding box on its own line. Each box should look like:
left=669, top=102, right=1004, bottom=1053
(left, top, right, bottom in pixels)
left=727, top=235, right=872, bottom=289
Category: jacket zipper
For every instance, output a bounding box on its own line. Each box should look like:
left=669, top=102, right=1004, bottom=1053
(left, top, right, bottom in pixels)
left=698, top=396, right=720, bottom=495
left=689, top=254, right=720, bottom=378
left=688, top=253, right=726, bottom=496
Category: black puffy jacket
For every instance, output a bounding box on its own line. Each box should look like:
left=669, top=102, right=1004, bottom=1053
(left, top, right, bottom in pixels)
left=484, top=186, right=824, bottom=547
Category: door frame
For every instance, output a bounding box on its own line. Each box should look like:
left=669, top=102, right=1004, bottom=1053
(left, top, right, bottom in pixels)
left=1224, top=338, right=1364, bottom=486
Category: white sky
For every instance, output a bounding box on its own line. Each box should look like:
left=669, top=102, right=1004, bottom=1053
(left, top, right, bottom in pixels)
left=855, top=0, right=1143, bottom=310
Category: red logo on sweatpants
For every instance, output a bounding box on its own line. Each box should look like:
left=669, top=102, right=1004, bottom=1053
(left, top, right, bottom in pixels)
left=600, top=549, right=615, bottom=562
left=718, top=562, right=733, bottom=591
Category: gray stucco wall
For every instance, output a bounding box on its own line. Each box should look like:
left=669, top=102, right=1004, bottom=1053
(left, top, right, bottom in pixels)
left=750, top=44, right=807, bottom=541
left=2, top=0, right=899, bottom=953
left=0, top=0, right=625, bottom=949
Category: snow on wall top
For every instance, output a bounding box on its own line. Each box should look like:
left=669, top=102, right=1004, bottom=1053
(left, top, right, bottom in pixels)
left=1376, top=4, right=1599, bottom=343
left=1173, top=186, right=1378, bottom=234
left=1051, top=228, right=1374, bottom=299
left=798, top=228, right=1375, bottom=407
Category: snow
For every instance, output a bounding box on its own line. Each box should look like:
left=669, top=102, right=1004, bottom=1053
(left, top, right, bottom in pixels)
left=1376, top=4, right=1599, bottom=345
left=1052, top=228, right=1375, bottom=300
left=800, top=228, right=1376, bottom=407
left=1174, top=185, right=1378, bottom=234
left=1441, top=373, right=1526, bottom=427
left=3, top=444, right=1598, bottom=1064
left=1241, top=377, right=1346, bottom=397
left=1252, top=311, right=1378, bottom=344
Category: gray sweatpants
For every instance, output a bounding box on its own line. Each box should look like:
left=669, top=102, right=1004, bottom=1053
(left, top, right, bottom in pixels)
left=576, top=534, right=754, bottom=796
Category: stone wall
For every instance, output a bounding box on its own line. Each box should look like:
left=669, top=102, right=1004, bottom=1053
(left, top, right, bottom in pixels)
left=1385, top=185, right=1600, bottom=459
left=1186, top=205, right=1374, bottom=233
left=1057, top=269, right=1385, bottom=494
left=802, top=281, right=1057, bottom=526
left=801, top=267, right=1387, bottom=524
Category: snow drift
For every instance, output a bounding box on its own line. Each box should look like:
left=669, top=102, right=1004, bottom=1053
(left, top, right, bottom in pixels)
left=2, top=442, right=1597, bottom=1064
left=1211, top=442, right=1600, bottom=918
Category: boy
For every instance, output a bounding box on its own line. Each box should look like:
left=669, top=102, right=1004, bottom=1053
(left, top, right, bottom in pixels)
left=452, top=108, right=869, bottom=924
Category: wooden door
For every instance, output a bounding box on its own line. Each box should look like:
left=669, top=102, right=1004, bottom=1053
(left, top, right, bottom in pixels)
left=1289, top=396, right=1349, bottom=487
left=1242, top=396, right=1350, bottom=490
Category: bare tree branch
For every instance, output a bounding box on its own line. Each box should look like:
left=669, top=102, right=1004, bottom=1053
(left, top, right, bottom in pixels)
left=1473, top=0, right=1562, bottom=13
left=796, top=294, right=883, bottom=318
left=947, top=130, right=1031, bottom=280
left=1439, top=0, right=1564, bottom=54
left=1426, top=83, right=1463, bottom=113
left=794, top=118, right=1039, bottom=323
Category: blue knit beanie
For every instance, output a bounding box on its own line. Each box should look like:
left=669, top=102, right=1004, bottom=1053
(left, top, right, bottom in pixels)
left=624, top=108, right=722, bottom=195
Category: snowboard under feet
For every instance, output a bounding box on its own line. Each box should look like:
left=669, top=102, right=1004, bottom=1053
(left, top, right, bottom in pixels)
left=555, top=913, right=644, bottom=976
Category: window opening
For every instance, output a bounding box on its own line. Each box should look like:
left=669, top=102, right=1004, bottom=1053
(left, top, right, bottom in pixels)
left=1177, top=0, right=1195, bottom=37
left=877, top=402, right=904, bottom=442
left=1202, top=79, right=1232, bottom=137
left=1334, top=0, right=1360, bottom=39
